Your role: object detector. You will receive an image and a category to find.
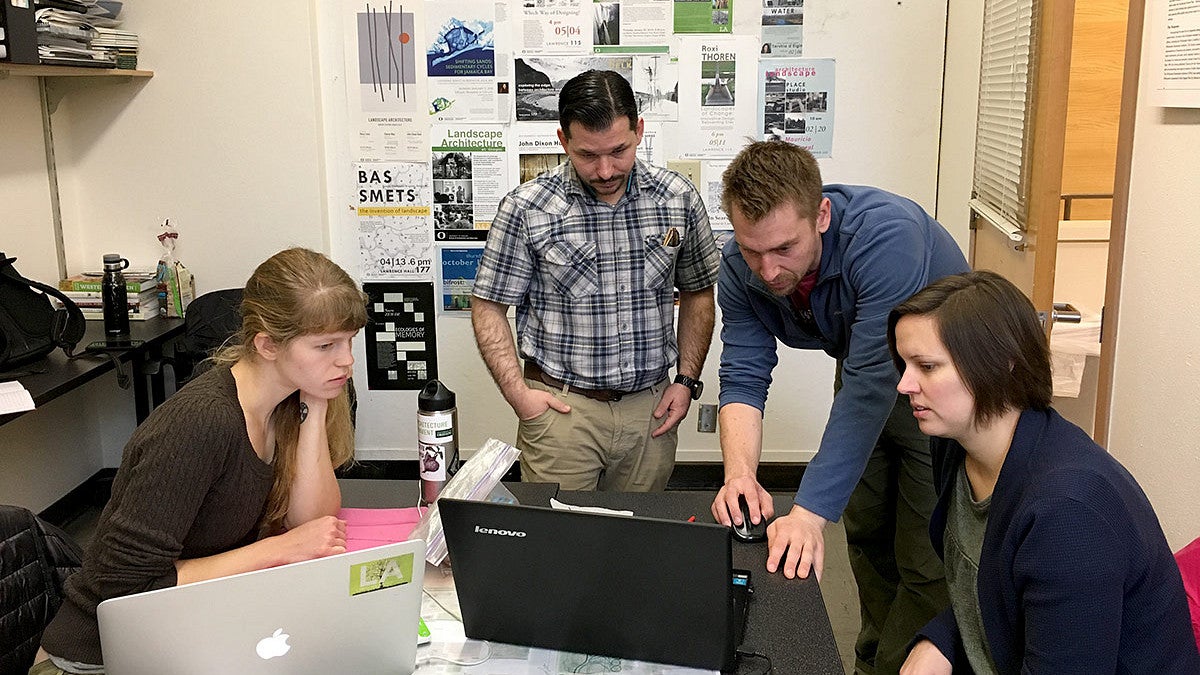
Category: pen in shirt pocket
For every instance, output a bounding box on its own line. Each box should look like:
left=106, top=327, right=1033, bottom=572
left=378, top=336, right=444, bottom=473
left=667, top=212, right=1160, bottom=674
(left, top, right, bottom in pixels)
left=662, top=227, right=680, bottom=247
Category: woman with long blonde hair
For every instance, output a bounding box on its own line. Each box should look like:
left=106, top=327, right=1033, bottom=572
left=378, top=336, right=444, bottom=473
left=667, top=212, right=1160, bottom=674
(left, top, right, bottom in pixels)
left=34, top=248, right=367, bottom=674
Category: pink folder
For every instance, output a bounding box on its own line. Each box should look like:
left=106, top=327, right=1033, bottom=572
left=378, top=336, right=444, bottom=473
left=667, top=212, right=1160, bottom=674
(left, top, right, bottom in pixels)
left=338, top=507, right=426, bottom=552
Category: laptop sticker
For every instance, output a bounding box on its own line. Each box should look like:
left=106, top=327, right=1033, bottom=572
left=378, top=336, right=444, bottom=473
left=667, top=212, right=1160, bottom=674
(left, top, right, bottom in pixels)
left=348, top=552, right=415, bottom=596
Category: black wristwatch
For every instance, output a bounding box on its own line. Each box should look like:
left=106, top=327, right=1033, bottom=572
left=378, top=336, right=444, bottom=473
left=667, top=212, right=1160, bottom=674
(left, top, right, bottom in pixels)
left=674, top=373, right=704, bottom=400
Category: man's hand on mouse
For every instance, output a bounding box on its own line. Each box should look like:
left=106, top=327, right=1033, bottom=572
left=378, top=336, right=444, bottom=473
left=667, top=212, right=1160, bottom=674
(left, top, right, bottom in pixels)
left=765, top=505, right=829, bottom=582
left=711, top=476, right=774, bottom=526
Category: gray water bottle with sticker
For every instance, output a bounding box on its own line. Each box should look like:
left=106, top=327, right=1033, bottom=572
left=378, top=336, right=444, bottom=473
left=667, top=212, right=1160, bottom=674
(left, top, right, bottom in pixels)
left=418, top=380, right=459, bottom=505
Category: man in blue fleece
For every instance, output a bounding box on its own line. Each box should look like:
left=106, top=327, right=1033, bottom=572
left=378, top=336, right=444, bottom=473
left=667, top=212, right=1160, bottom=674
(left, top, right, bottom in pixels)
left=709, top=141, right=968, bottom=675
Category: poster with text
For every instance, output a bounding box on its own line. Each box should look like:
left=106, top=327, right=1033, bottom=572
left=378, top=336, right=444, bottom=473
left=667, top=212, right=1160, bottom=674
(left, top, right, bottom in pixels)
left=430, top=124, right=510, bottom=242
left=364, top=282, right=438, bottom=389
left=592, top=0, right=672, bottom=53
left=518, top=0, right=590, bottom=54
left=515, top=55, right=634, bottom=121
left=1149, top=0, right=1200, bottom=107
left=511, top=124, right=568, bottom=185
left=759, top=0, right=802, bottom=56
left=356, top=162, right=434, bottom=279
left=426, top=0, right=509, bottom=122
left=677, top=35, right=758, bottom=158
left=673, top=0, right=733, bottom=34
left=633, top=53, right=680, bottom=120
left=439, top=247, right=485, bottom=312
left=344, top=0, right=428, bottom=161
left=701, top=159, right=731, bottom=230
left=637, top=122, right=666, bottom=167
left=758, top=57, right=834, bottom=157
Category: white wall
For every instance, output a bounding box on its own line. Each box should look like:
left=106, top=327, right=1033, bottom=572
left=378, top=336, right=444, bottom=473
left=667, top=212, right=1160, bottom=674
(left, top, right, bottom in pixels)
left=1106, top=10, right=1200, bottom=549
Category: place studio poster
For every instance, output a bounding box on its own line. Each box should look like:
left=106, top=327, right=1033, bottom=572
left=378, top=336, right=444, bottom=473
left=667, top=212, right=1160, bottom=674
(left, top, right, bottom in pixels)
left=363, top=281, right=438, bottom=390
left=758, top=57, right=835, bottom=157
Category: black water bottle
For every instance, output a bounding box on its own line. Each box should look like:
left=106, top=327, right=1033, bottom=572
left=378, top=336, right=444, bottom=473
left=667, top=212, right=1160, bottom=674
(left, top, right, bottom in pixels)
left=102, top=253, right=130, bottom=338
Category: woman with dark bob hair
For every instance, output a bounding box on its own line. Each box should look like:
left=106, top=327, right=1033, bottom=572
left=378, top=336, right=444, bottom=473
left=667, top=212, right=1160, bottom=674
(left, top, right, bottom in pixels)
left=888, top=270, right=1198, bottom=674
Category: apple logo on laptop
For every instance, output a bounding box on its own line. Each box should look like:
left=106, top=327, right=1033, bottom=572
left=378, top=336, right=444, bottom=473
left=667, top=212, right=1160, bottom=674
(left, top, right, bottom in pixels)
left=255, top=628, right=291, bottom=660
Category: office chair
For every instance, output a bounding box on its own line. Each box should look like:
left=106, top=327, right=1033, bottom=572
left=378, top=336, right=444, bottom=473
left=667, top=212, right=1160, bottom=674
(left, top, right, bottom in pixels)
left=1176, top=536, right=1200, bottom=651
left=0, top=505, right=83, bottom=673
left=174, top=288, right=244, bottom=385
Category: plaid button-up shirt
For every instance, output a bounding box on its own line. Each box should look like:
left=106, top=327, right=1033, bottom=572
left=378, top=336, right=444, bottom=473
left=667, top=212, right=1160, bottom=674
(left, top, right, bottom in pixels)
left=473, top=159, right=719, bottom=392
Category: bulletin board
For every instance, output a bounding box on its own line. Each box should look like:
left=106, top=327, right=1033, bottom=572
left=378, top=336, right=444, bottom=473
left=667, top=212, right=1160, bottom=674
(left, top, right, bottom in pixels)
left=314, top=0, right=950, bottom=460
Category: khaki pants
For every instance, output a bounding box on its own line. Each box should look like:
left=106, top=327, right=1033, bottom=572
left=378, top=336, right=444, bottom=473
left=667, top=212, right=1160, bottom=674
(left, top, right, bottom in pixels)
left=516, top=377, right=677, bottom=491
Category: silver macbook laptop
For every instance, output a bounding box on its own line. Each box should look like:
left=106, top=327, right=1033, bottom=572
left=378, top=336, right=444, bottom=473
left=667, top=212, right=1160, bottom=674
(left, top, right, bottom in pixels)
left=98, top=539, right=425, bottom=675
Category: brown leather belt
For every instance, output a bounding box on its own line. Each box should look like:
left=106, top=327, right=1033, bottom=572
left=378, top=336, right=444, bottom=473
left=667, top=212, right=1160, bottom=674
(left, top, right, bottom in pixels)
left=523, top=361, right=639, bottom=403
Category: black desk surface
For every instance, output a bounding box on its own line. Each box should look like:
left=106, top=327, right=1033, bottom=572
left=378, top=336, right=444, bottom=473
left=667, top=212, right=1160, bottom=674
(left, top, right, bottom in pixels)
left=339, top=479, right=845, bottom=675
left=0, top=316, right=184, bottom=425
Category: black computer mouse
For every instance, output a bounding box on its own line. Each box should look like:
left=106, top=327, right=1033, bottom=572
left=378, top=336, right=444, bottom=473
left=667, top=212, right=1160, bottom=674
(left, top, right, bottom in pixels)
left=732, top=495, right=769, bottom=543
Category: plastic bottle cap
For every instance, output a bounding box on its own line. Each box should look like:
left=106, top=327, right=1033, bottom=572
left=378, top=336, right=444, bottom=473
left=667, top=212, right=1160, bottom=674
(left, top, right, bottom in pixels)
left=418, top=380, right=456, bottom=411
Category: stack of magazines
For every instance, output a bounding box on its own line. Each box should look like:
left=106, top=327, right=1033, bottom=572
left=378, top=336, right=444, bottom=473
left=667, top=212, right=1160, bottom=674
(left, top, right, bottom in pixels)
left=35, top=0, right=137, bottom=69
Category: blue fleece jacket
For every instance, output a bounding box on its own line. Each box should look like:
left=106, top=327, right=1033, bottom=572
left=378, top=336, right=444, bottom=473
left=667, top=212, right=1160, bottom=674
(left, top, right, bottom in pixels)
left=717, top=184, right=968, bottom=521
left=916, top=408, right=1200, bottom=673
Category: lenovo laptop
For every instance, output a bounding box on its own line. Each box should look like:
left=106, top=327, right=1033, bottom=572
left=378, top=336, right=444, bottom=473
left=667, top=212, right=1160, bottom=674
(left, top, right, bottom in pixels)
left=97, top=539, right=426, bottom=675
left=439, top=498, right=750, bottom=671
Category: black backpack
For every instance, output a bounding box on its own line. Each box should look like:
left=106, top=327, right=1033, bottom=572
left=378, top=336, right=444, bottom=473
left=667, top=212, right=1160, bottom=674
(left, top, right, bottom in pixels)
left=0, top=253, right=86, bottom=372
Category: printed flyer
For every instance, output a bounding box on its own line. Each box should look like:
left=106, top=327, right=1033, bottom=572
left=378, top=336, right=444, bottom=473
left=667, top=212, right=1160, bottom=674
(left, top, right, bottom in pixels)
left=677, top=35, right=759, bottom=158
left=673, top=0, right=733, bottom=34
left=758, top=57, right=835, bottom=157
left=511, top=124, right=567, bottom=185
left=760, top=0, right=803, bottom=57
left=701, top=159, right=731, bottom=230
left=632, top=53, right=680, bottom=121
left=356, top=162, right=434, bottom=279
left=515, top=55, right=634, bottom=121
left=439, top=247, right=485, bottom=312
left=344, top=0, right=428, bottom=161
left=430, top=124, right=510, bottom=242
left=425, top=0, right=509, bottom=122
left=591, top=0, right=672, bottom=53
left=517, top=0, right=590, bottom=55
left=363, top=282, right=438, bottom=390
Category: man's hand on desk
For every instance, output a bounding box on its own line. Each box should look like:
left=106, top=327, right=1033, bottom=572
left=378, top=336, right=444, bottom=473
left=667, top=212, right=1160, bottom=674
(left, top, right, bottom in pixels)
left=711, top=475, right=774, bottom=526
left=765, top=505, right=828, bottom=582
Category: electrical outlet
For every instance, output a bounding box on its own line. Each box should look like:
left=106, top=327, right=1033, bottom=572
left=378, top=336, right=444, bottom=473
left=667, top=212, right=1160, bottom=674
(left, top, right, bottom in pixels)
left=697, top=403, right=717, bottom=433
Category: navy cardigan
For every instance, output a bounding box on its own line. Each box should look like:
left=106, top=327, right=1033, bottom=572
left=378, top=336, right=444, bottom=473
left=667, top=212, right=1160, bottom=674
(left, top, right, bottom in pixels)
left=916, top=408, right=1200, bottom=673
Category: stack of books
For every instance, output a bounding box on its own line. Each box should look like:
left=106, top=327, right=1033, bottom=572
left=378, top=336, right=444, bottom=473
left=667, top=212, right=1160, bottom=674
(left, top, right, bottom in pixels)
left=58, top=272, right=160, bottom=320
left=33, top=0, right=138, bottom=69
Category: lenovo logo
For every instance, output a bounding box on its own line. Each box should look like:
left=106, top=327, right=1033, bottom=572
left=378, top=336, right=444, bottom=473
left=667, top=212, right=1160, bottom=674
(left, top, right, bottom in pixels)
left=474, top=525, right=527, bottom=537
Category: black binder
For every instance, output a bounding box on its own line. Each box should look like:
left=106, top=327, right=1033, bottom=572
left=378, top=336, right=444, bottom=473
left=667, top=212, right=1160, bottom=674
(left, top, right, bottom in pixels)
left=0, top=0, right=38, bottom=64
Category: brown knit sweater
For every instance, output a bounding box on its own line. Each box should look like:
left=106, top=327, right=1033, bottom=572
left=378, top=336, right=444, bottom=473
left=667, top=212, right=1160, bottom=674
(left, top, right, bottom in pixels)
left=40, top=365, right=275, bottom=665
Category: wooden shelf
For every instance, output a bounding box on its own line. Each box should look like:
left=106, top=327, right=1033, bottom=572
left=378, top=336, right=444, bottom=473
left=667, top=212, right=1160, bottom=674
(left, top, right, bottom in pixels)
left=0, top=63, right=152, bottom=78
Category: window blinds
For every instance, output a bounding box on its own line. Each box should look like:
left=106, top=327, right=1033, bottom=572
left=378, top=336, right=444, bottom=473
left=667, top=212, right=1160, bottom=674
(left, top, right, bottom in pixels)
left=972, top=0, right=1039, bottom=234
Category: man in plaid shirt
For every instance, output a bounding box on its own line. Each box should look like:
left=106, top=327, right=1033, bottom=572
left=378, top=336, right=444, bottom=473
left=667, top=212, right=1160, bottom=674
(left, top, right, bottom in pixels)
left=471, top=70, right=719, bottom=491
